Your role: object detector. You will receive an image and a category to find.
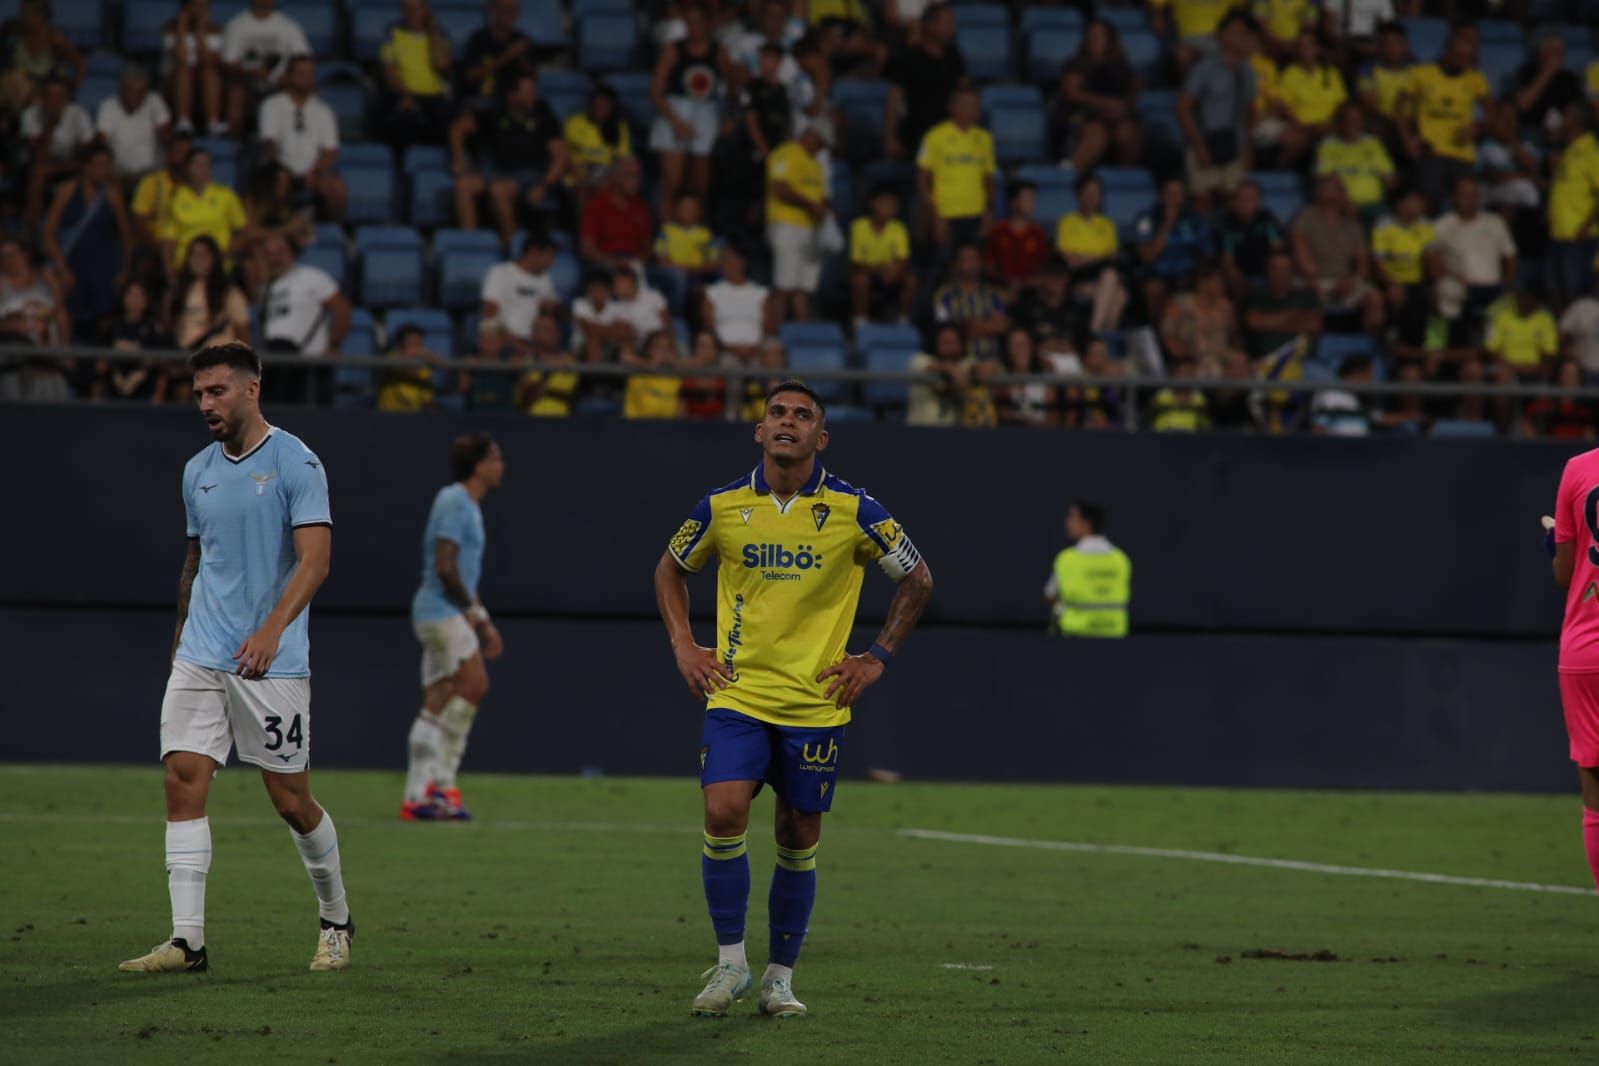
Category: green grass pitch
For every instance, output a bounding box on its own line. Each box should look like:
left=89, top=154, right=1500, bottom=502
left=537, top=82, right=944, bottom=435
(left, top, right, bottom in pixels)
left=5, top=766, right=1599, bottom=1064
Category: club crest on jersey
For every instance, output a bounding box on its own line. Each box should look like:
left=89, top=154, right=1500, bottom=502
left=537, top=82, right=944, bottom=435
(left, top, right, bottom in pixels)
left=250, top=472, right=275, bottom=496
left=810, top=502, right=831, bottom=532
left=740, top=507, right=754, bottom=525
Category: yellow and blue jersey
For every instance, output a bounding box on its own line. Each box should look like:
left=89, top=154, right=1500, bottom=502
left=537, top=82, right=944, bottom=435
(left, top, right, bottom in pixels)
left=668, top=463, right=921, bottom=729
left=178, top=429, right=330, bottom=679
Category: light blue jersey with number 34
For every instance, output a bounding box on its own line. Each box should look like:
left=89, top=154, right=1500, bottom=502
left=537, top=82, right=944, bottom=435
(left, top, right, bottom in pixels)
left=176, top=428, right=332, bottom=679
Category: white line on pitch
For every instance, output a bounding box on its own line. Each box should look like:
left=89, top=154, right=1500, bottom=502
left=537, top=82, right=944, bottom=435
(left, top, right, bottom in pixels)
left=900, top=828, right=1595, bottom=897
left=0, top=812, right=695, bottom=834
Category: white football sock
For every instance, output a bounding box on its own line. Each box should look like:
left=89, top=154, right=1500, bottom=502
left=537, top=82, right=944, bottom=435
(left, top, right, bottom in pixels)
left=764, top=962, right=794, bottom=983
left=292, top=810, right=350, bottom=925
left=167, top=817, right=211, bottom=948
left=719, top=940, right=747, bottom=968
left=405, top=713, right=443, bottom=802
left=434, top=696, right=478, bottom=790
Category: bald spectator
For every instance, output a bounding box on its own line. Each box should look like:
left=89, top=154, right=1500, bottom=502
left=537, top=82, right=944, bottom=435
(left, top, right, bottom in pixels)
left=580, top=155, right=652, bottom=272
left=1290, top=176, right=1383, bottom=332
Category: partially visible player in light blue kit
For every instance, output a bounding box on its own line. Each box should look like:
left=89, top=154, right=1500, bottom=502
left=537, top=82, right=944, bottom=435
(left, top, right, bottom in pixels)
left=121, top=342, right=355, bottom=977
left=401, top=433, right=506, bottom=821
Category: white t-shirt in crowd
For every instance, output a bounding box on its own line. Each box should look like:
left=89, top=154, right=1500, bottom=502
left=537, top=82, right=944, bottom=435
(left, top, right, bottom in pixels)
left=572, top=296, right=627, bottom=348
left=1561, top=297, right=1599, bottom=374
left=480, top=260, right=555, bottom=341
left=706, top=279, right=769, bottom=348
left=258, top=92, right=339, bottom=177
left=1312, top=389, right=1370, bottom=436
left=1431, top=211, right=1518, bottom=286
left=1322, top=0, right=1393, bottom=37
left=264, top=263, right=339, bottom=355
left=612, top=287, right=668, bottom=340
left=97, top=92, right=172, bottom=177
left=21, top=102, right=94, bottom=162
left=222, top=10, right=311, bottom=77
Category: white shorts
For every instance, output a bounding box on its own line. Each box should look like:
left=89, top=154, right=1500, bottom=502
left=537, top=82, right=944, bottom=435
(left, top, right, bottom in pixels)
left=768, top=223, right=822, bottom=292
left=648, top=97, right=720, bottom=156
left=415, top=613, right=480, bottom=688
left=160, top=660, right=311, bottom=773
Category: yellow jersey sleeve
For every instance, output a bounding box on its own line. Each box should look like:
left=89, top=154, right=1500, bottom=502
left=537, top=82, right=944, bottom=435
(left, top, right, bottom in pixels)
left=978, top=128, right=997, bottom=177
left=131, top=172, right=160, bottom=217
left=1588, top=61, right=1599, bottom=98
left=223, top=188, right=246, bottom=230
left=1537, top=311, right=1558, bottom=356
left=669, top=494, right=718, bottom=572
left=853, top=493, right=922, bottom=581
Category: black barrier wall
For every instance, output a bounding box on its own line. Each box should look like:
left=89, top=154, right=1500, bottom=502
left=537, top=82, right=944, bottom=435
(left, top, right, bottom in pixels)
left=0, top=407, right=1578, bottom=635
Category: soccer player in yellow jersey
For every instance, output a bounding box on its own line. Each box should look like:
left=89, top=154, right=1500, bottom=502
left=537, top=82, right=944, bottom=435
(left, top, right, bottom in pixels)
left=655, top=381, right=934, bottom=1020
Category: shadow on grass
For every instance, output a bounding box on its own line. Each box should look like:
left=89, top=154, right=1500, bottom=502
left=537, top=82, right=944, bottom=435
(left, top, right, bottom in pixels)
left=1446, top=974, right=1599, bottom=1035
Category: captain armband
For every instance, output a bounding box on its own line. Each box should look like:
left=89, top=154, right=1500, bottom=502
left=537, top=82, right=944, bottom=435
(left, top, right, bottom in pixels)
left=876, top=534, right=923, bottom=581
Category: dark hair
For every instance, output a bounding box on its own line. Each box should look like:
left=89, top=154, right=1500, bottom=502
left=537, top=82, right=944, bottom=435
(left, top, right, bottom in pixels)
left=1008, top=180, right=1036, bottom=206
left=1377, top=19, right=1405, bottom=36
left=1336, top=353, right=1374, bottom=379
left=168, top=235, right=232, bottom=329
left=758, top=41, right=783, bottom=59
left=1193, top=260, right=1222, bottom=283
left=1073, top=170, right=1102, bottom=196
left=188, top=341, right=261, bottom=378
left=582, top=270, right=611, bottom=291
left=519, top=226, right=553, bottom=256
left=285, top=54, right=313, bottom=75
left=921, top=1, right=949, bottom=24
left=1075, top=17, right=1128, bottom=68
left=389, top=324, right=424, bottom=351
left=764, top=379, right=827, bottom=417
left=1218, top=9, right=1256, bottom=33
left=1072, top=499, right=1106, bottom=533
left=450, top=432, right=498, bottom=482
left=868, top=184, right=898, bottom=206
left=589, top=84, right=622, bottom=145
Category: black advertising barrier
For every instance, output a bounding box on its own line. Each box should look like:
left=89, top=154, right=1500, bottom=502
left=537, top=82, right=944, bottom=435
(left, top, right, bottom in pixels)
left=1, top=405, right=1576, bottom=636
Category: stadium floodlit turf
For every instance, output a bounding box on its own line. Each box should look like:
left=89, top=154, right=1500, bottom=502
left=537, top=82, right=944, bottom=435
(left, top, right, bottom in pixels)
left=5, top=767, right=1599, bottom=1064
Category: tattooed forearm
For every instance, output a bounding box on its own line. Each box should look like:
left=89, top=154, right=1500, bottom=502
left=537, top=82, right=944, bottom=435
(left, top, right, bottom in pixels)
left=435, top=538, right=473, bottom=610
left=873, top=561, right=933, bottom=654
left=172, top=538, right=200, bottom=660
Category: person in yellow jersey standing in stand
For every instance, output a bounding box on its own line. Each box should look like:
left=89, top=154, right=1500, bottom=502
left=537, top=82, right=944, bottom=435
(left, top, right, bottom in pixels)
left=1046, top=500, right=1132, bottom=638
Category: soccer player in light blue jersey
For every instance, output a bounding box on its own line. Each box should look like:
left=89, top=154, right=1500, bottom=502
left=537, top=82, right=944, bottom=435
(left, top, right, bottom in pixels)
left=401, top=433, right=506, bottom=821
left=120, top=343, right=355, bottom=975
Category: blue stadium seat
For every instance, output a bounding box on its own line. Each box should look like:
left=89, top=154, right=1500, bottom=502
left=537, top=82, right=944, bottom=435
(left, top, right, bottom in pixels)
left=1013, top=164, right=1075, bottom=230
left=54, top=0, right=103, bottom=49
left=957, top=25, right=1014, bottom=81
left=282, top=2, right=336, bottom=55
left=980, top=83, right=1042, bottom=112
left=1248, top=169, right=1301, bottom=194
left=1566, top=38, right=1596, bottom=75
left=1477, top=19, right=1521, bottom=44
left=1020, top=6, right=1083, bottom=32
left=1120, top=30, right=1162, bottom=80
left=830, top=167, right=855, bottom=225
left=385, top=308, right=455, bottom=357
left=356, top=226, right=424, bottom=307
left=439, top=249, right=499, bottom=310
left=572, top=0, right=631, bottom=13
left=1479, top=44, right=1523, bottom=96
left=403, top=145, right=449, bottom=174
left=578, top=13, right=638, bottom=71
left=123, top=0, right=170, bottom=53
left=1138, top=89, right=1182, bottom=149
left=1262, top=188, right=1305, bottom=224
left=1026, top=27, right=1080, bottom=82
left=779, top=321, right=847, bottom=349
left=833, top=79, right=891, bottom=162
left=85, top=52, right=124, bottom=77
left=1400, top=17, right=1448, bottom=63
left=341, top=142, right=394, bottom=169
left=343, top=162, right=397, bottom=225
left=408, top=168, right=454, bottom=228
left=1104, top=186, right=1150, bottom=234
left=519, top=0, right=569, bottom=47
left=196, top=138, right=238, bottom=188
left=859, top=324, right=921, bottom=407
left=952, top=3, right=1009, bottom=27
left=352, top=7, right=396, bottom=63
left=1315, top=332, right=1378, bottom=370
left=1100, top=7, right=1149, bottom=34
left=989, top=103, right=1047, bottom=164
left=301, top=242, right=348, bottom=288
left=602, top=71, right=655, bottom=133
left=550, top=249, right=581, bottom=300
left=1098, top=166, right=1156, bottom=192
left=433, top=228, right=501, bottom=256
left=787, top=344, right=848, bottom=402
left=824, top=404, right=875, bottom=423
left=433, top=7, right=485, bottom=52
left=76, top=75, right=117, bottom=114
left=356, top=224, right=424, bottom=252
left=540, top=68, right=592, bottom=121
left=333, top=308, right=377, bottom=408
left=1431, top=419, right=1497, bottom=438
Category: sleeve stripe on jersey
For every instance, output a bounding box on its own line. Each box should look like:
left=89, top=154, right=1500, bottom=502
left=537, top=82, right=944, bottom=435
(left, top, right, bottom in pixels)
left=292, top=521, right=334, bottom=530
left=878, top=535, right=922, bottom=581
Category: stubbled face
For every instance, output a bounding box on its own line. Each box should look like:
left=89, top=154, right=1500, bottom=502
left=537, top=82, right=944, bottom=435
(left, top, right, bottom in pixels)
left=194, top=365, right=259, bottom=444
left=756, top=390, right=827, bottom=462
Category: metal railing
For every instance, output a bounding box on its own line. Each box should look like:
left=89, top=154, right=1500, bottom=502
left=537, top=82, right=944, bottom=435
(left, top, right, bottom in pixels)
left=6, top=344, right=1597, bottom=435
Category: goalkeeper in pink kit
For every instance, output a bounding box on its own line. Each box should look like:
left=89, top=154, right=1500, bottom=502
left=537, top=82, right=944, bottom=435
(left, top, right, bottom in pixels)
left=1548, top=447, right=1599, bottom=893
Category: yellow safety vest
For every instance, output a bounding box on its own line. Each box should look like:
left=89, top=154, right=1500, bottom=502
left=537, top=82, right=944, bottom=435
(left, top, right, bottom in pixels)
left=1053, top=543, right=1132, bottom=638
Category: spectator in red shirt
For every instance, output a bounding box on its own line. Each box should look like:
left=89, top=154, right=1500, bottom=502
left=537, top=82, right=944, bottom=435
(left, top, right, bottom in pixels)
left=579, top=155, right=652, bottom=271
left=985, top=181, right=1050, bottom=294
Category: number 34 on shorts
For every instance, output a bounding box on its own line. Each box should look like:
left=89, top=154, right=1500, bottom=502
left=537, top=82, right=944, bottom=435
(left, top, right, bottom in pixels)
left=159, top=659, right=313, bottom=772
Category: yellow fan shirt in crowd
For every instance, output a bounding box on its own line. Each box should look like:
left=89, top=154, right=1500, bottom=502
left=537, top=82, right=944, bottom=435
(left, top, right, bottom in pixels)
left=158, top=182, right=247, bottom=265
left=1587, top=60, right=1599, bottom=99
left=766, top=141, right=826, bottom=229
left=655, top=222, right=717, bottom=269
left=379, top=25, right=445, bottom=96
left=624, top=374, right=682, bottom=419
left=1549, top=131, right=1599, bottom=242
left=849, top=217, right=910, bottom=266
left=564, top=111, right=632, bottom=184
left=1371, top=217, right=1435, bottom=285
left=1358, top=63, right=1412, bottom=119
left=518, top=368, right=580, bottom=416
left=916, top=120, right=996, bottom=220
left=1278, top=64, right=1348, bottom=126
left=1056, top=212, right=1119, bottom=259
left=1152, top=0, right=1239, bottom=39
left=1315, top=134, right=1394, bottom=207
left=1485, top=301, right=1558, bottom=370
left=1252, top=0, right=1315, bottom=41
left=1405, top=63, right=1490, bottom=162
left=131, top=168, right=177, bottom=239
left=1250, top=54, right=1281, bottom=107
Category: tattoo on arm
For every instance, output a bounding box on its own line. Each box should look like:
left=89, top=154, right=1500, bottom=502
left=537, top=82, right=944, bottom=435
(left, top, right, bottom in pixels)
left=873, top=562, right=933, bottom=655
left=436, top=538, right=472, bottom=610
left=172, top=538, right=200, bottom=659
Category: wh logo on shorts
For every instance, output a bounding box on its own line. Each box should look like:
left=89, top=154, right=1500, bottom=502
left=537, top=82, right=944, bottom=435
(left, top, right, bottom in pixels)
left=801, top=739, right=838, bottom=767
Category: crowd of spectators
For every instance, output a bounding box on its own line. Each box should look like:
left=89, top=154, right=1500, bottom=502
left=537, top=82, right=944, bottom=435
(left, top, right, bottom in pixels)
left=0, top=0, right=1597, bottom=437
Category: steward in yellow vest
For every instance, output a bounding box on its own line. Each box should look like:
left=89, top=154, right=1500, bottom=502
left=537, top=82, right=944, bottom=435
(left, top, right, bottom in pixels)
left=1045, top=501, right=1131, bottom=638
